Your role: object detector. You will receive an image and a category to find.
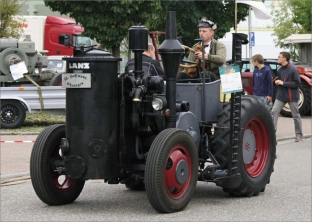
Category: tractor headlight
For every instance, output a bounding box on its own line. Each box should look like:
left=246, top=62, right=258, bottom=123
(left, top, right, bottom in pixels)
left=152, top=97, right=167, bottom=111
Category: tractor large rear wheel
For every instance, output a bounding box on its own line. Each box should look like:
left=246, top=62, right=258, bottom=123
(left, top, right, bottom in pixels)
left=212, top=96, right=276, bottom=196
left=30, top=124, right=85, bottom=205
left=145, top=128, right=198, bottom=213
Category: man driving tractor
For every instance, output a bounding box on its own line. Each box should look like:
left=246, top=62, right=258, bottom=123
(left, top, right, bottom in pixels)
left=178, top=17, right=226, bottom=81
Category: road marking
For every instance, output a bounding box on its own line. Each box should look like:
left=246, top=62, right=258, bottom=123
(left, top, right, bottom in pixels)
left=0, top=140, right=35, bottom=143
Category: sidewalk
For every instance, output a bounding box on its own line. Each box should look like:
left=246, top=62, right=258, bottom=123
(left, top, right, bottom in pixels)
left=1, top=116, right=311, bottom=182
left=275, top=115, right=311, bottom=140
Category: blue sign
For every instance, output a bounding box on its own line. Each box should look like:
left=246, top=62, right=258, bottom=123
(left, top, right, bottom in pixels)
left=250, top=31, right=255, bottom=47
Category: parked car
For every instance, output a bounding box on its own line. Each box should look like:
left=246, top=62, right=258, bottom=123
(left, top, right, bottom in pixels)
left=36, top=56, right=66, bottom=86
left=35, top=56, right=66, bottom=73
left=46, top=56, right=66, bottom=72
left=226, top=58, right=280, bottom=78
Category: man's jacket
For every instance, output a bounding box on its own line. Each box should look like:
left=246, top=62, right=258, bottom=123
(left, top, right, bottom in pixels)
left=187, top=39, right=226, bottom=76
left=253, top=65, right=273, bottom=97
left=125, top=54, right=165, bottom=78
left=276, top=63, right=301, bottom=102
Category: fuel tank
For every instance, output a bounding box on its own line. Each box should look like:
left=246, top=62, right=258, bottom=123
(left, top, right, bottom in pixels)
left=62, top=49, right=121, bottom=180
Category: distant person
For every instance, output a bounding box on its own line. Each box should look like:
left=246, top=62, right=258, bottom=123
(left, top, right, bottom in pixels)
left=271, top=51, right=303, bottom=142
left=251, top=54, right=273, bottom=111
left=177, top=17, right=226, bottom=81
left=125, top=43, right=165, bottom=78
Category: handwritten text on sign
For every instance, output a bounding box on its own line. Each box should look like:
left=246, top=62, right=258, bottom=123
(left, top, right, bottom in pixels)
left=62, top=73, right=91, bottom=88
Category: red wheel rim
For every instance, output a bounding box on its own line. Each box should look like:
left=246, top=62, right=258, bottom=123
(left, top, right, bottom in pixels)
left=51, top=176, right=77, bottom=191
left=164, top=144, right=192, bottom=199
left=243, top=117, right=269, bottom=177
left=50, top=143, right=77, bottom=191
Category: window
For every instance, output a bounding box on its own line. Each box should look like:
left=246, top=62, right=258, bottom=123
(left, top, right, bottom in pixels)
left=241, top=63, right=250, bottom=72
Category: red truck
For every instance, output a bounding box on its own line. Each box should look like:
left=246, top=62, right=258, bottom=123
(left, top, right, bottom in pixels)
left=20, top=16, right=92, bottom=56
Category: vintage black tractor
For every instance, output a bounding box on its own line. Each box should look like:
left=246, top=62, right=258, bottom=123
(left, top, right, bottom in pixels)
left=30, top=11, right=276, bottom=213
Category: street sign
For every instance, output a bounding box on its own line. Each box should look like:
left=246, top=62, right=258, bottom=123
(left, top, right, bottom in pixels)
left=250, top=31, right=255, bottom=47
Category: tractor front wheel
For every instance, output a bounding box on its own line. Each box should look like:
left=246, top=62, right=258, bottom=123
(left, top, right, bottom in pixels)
left=30, top=124, right=85, bottom=205
left=145, top=128, right=198, bottom=213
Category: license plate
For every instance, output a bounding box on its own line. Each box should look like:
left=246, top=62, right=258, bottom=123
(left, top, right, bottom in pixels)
left=62, top=73, right=91, bottom=88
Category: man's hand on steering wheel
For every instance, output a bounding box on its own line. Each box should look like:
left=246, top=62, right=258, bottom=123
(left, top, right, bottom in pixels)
left=195, top=52, right=208, bottom=61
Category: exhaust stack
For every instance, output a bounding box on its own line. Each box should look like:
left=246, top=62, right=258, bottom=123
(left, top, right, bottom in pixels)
left=158, top=11, right=184, bottom=128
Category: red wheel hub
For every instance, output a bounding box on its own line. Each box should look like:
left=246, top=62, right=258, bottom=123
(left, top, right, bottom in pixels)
left=50, top=146, right=78, bottom=191
left=164, top=144, right=192, bottom=199
left=51, top=176, right=77, bottom=191
left=243, top=117, right=269, bottom=177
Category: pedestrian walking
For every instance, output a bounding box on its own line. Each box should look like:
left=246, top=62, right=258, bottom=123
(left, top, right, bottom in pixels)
left=271, top=51, right=303, bottom=142
left=251, top=54, right=273, bottom=111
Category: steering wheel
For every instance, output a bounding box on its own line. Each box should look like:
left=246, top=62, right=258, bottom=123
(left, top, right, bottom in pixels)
left=179, top=45, right=197, bottom=69
left=181, top=45, right=195, bottom=53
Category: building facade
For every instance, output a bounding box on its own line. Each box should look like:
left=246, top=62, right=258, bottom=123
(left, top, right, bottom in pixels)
left=218, top=0, right=286, bottom=60
left=18, top=0, right=63, bottom=17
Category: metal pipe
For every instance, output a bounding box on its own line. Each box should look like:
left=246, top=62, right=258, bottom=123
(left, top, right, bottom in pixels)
left=248, top=6, right=254, bottom=72
left=135, top=136, right=144, bottom=159
left=134, top=51, right=143, bottom=79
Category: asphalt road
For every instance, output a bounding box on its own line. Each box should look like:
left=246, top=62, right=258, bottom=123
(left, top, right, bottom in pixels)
left=1, top=138, right=311, bottom=221
left=1, top=116, right=311, bottom=177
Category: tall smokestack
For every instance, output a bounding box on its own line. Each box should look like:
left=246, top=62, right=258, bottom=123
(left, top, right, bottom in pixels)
left=158, top=11, right=184, bottom=128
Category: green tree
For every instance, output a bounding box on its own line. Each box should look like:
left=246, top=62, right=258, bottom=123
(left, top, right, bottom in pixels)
left=44, top=0, right=162, bottom=57
left=147, top=0, right=249, bottom=47
left=289, top=0, right=311, bottom=33
left=44, top=0, right=249, bottom=56
left=271, top=0, right=311, bottom=60
left=0, top=0, right=26, bottom=38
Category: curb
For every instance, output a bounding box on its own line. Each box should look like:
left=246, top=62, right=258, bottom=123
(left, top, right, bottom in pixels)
left=276, top=133, right=311, bottom=142
left=0, top=132, right=41, bottom=135
left=1, top=134, right=311, bottom=182
left=1, top=172, right=31, bottom=184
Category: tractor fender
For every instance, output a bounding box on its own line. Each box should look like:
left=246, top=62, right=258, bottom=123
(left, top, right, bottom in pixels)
left=300, top=75, right=312, bottom=88
left=176, top=111, right=200, bottom=149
